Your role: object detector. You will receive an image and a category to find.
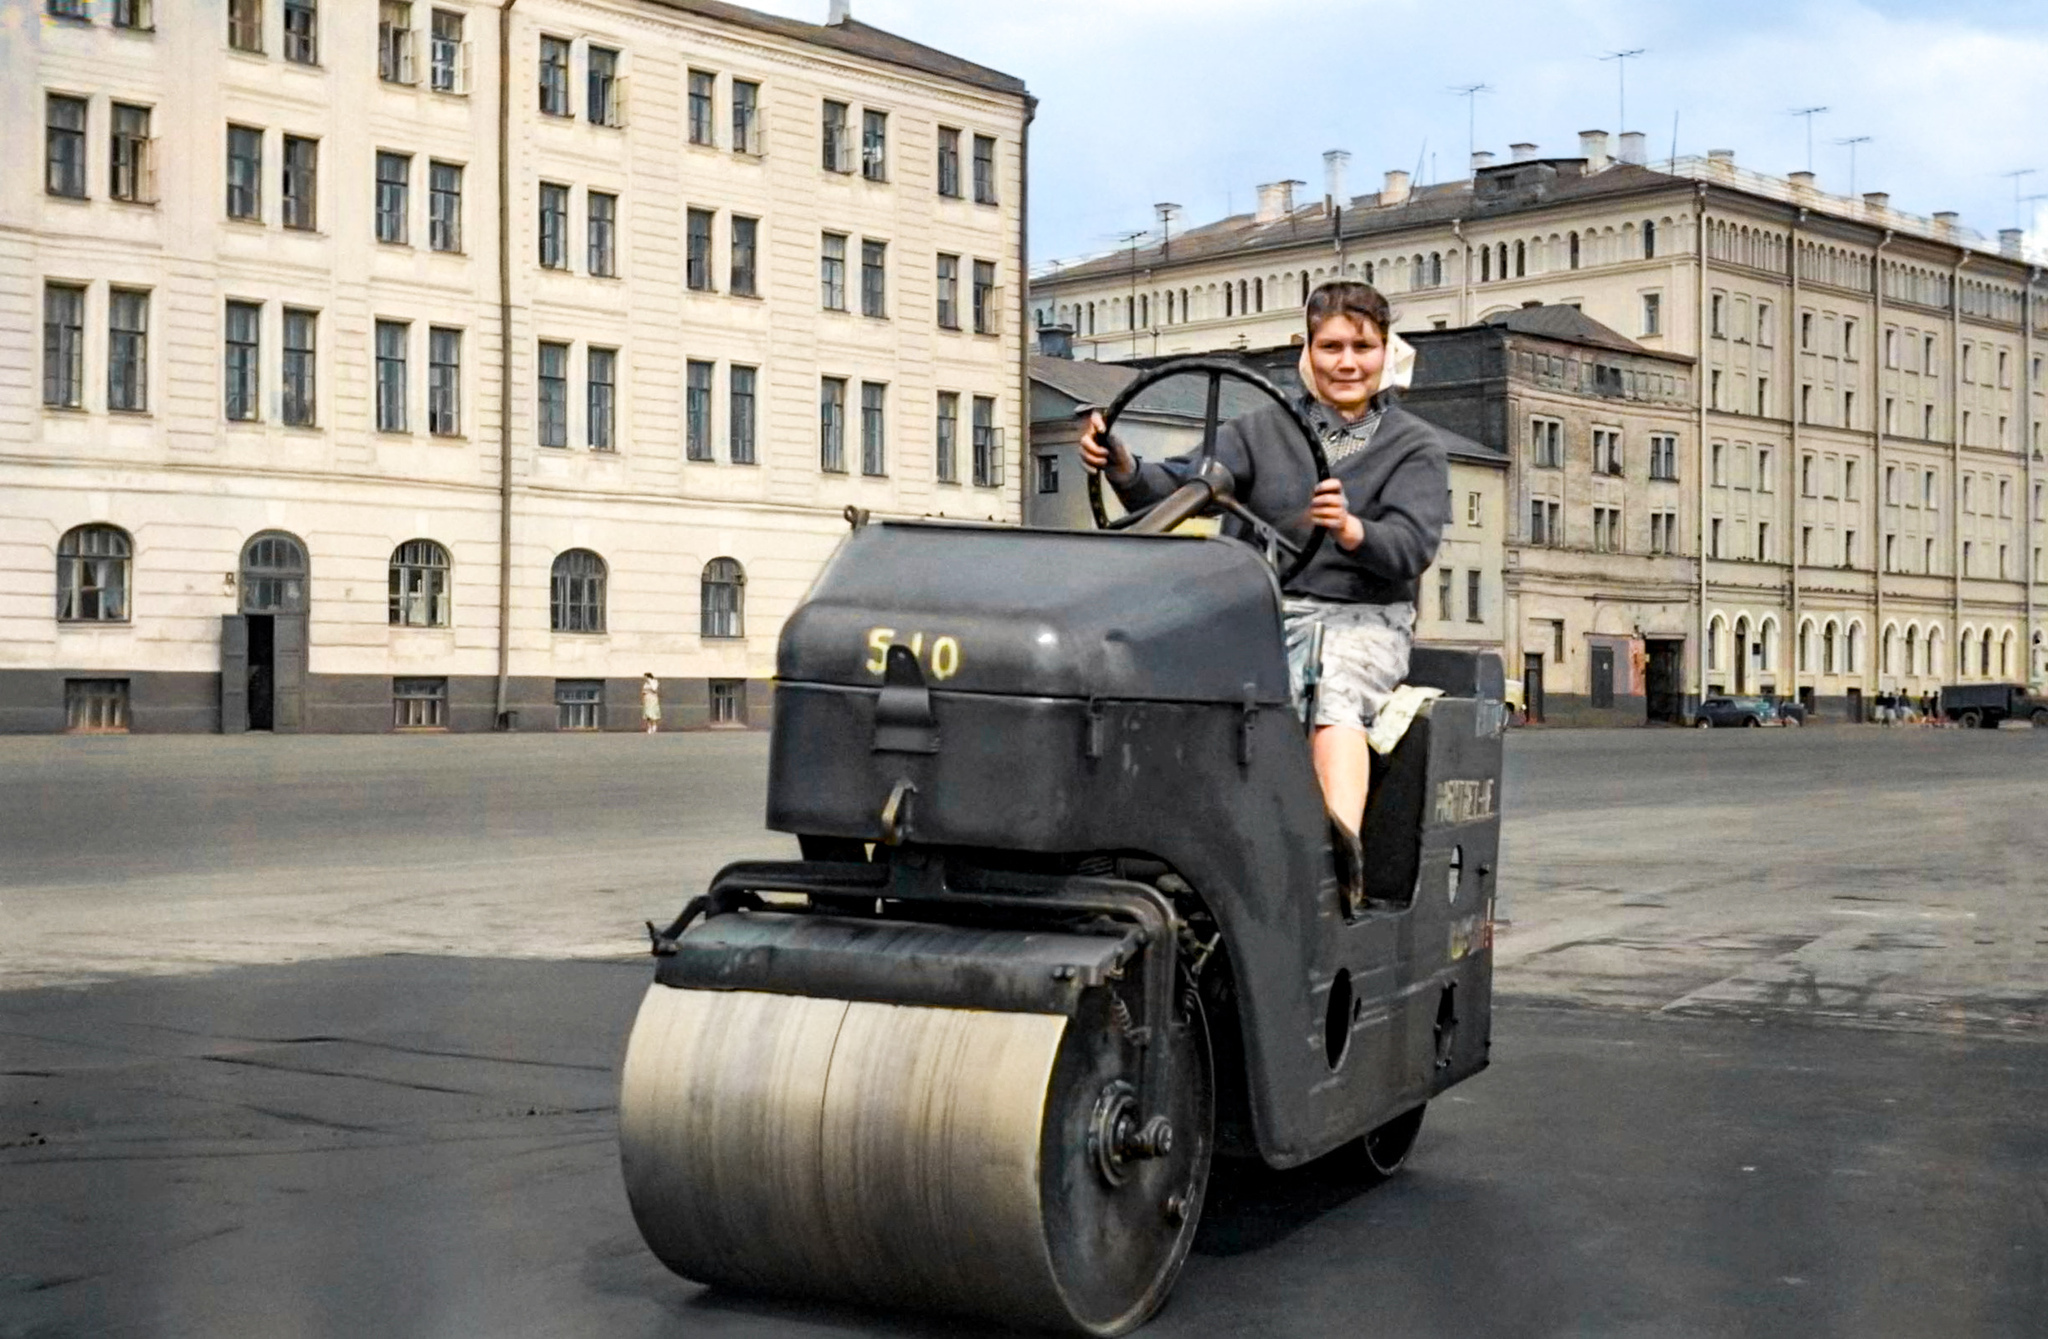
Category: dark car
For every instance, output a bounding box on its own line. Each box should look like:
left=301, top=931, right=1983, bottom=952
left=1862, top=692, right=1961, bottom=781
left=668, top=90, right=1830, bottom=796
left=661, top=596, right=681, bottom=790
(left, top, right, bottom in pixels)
left=1695, top=695, right=1777, bottom=728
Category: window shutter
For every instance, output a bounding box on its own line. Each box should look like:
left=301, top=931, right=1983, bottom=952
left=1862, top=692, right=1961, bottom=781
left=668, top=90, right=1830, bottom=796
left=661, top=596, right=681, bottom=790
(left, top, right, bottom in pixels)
left=402, top=31, right=418, bottom=85
left=612, top=75, right=629, bottom=127
left=142, top=138, right=160, bottom=204
left=992, top=426, right=1006, bottom=487
left=460, top=40, right=474, bottom=94
left=747, top=107, right=766, bottom=156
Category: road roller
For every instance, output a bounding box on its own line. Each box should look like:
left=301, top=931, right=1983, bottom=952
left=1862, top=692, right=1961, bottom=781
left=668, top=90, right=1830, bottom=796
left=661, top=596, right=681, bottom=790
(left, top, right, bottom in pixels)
left=619, top=360, right=1505, bottom=1334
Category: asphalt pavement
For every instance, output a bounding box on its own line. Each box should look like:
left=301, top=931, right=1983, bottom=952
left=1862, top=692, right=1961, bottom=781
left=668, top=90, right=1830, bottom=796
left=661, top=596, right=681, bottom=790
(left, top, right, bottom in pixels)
left=3, top=728, right=2045, bottom=1337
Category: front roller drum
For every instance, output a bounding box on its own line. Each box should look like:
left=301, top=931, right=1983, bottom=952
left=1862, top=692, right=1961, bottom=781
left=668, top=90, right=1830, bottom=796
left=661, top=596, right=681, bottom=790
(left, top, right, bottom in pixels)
left=618, top=984, right=1212, bottom=1336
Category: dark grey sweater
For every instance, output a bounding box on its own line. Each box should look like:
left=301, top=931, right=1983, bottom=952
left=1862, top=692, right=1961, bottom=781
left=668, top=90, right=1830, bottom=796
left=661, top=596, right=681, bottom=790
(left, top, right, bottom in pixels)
left=1111, top=397, right=1450, bottom=605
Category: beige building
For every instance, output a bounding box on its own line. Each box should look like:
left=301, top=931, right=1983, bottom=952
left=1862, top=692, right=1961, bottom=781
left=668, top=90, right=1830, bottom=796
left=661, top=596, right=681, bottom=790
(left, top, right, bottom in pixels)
left=4, top=0, right=1030, bottom=733
left=1031, top=136, right=2048, bottom=716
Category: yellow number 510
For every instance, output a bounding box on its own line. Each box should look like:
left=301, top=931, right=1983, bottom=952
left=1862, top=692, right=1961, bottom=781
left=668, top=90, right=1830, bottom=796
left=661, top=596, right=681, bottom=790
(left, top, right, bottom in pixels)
left=865, top=628, right=962, bottom=680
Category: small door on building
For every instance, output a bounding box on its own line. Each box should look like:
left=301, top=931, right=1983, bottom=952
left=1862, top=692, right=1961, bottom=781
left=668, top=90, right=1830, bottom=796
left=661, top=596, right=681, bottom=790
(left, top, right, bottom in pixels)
left=1644, top=639, right=1685, bottom=723
left=1590, top=645, right=1616, bottom=709
left=220, top=615, right=250, bottom=734
left=1523, top=653, right=1545, bottom=724
left=247, top=615, right=275, bottom=731
left=1845, top=686, right=1862, bottom=724
left=273, top=613, right=306, bottom=732
left=237, top=531, right=310, bottom=735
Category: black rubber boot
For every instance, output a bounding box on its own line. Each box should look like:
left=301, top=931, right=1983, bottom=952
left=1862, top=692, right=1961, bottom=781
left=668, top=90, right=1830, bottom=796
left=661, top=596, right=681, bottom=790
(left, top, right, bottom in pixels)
left=1330, top=812, right=1366, bottom=918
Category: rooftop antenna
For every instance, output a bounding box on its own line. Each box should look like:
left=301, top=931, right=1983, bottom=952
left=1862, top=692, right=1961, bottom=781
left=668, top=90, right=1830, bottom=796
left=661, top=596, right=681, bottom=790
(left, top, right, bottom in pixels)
left=1410, top=138, right=1428, bottom=199
left=1154, top=202, right=1181, bottom=259
left=1834, top=135, right=1872, bottom=197
left=1600, top=49, right=1645, bottom=133
left=2001, top=168, right=2037, bottom=229
left=1668, top=109, right=1680, bottom=172
left=1450, top=83, right=1491, bottom=170
left=1790, top=106, right=1829, bottom=172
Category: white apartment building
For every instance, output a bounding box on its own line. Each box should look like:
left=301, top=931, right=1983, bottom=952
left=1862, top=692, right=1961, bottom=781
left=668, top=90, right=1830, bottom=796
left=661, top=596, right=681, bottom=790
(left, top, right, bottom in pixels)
left=1031, top=137, right=2048, bottom=717
left=4, top=0, right=1030, bottom=733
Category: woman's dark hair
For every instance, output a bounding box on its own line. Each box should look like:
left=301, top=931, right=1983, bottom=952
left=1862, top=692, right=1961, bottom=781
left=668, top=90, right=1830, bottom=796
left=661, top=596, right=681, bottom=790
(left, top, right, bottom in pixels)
left=1305, top=281, right=1391, bottom=339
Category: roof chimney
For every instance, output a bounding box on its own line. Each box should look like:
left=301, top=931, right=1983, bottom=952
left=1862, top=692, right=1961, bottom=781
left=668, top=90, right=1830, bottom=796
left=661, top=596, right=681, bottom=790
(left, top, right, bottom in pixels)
left=1038, top=324, right=1074, bottom=359
left=1470, top=150, right=1495, bottom=173
left=2001, top=228, right=2025, bottom=257
left=1788, top=170, right=1816, bottom=191
left=1510, top=141, right=1538, bottom=163
left=1707, top=149, right=1736, bottom=169
left=1617, top=131, right=1647, bottom=166
left=1322, top=149, right=1350, bottom=209
left=1863, top=191, right=1891, bottom=210
left=1579, top=129, right=1610, bottom=170
left=1934, top=211, right=1960, bottom=231
left=826, top=0, right=851, bottom=24
left=1381, top=168, right=1411, bottom=205
left=1255, top=180, right=1298, bottom=223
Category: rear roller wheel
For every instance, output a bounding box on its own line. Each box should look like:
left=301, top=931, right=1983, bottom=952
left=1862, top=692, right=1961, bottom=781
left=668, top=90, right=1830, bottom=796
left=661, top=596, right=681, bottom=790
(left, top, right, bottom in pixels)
left=619, top=982, right=1213, bottom=1336
left=1339, top=1103, right=1427, bottom=1184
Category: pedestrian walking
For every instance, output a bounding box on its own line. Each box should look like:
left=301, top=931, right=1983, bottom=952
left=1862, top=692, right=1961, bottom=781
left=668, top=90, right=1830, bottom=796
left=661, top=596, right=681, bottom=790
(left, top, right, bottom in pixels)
left=641, top=672, right=661, bottom=734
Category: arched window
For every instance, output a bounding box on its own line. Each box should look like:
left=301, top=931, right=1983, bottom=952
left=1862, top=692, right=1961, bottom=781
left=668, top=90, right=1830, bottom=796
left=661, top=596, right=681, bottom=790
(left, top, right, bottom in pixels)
left=1085, top=302, right=1095, bottom=334
left=550, top=549, right=606, bottom=633
left=1905, top=624, right=1920, bottom=676
left=1238, top=279, right=1249, bottom=314
left=701, top=557, right=744, bottom=639
left=1822, top=621, right=1838, bottom=674
left=1706, top=615, right=1724, bottom=671
left=1568, top=232, right=1581, bottom=270
left=1496, top=242, right=1508, bottom=278
left=1429, top=252, right=1444, bottom=287
left=1927, top=627, right=1944, bottom=678
left=1881, top=624, right=1896, bottom=676
left=242, top=532, right=308, bottom=613
left=1363, top=261, right=1374, bottom=284
left=1224, top=285, right=1234, bottom=318
left=1515, top=240, right=1527, bottom=276
left=1180, top=288, right=1189, bottom=320
left=389, top=540, right=451, bottom=627
left=1253, top=277, right=1264, bottom=312
left=1164, top=291, right=1174, bottom=324
left=1300, top=272, right=1310, bottom=305
left=57, top=524, right=132, bottom=622
left=1798, top=620, right=1814, bottom=672
left=1981, top=630, right=1993, bottom=676
left=1644, top=219, right=1657, bottom=258
left=1759, top=619, right=1777, bottom=672
left=1959, top=629, right=1975, bottom=678
left=1846, top=623, right=1861, bottom=675
left=2001, top=630, right=2015, bottom=677
left=1479, top=247, right=1491, bottom=283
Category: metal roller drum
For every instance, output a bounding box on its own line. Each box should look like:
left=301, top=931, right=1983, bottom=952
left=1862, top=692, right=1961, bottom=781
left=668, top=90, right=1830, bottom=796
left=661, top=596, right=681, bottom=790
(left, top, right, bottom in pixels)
left=618, top=983, right=1211, bottom=1335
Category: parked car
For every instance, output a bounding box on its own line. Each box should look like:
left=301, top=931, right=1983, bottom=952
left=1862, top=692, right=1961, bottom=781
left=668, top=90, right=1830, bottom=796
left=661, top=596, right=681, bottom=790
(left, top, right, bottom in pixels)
left=1937, top=683, right=2048, bottom=728
left=1695, top=695, right=1778, bottom=728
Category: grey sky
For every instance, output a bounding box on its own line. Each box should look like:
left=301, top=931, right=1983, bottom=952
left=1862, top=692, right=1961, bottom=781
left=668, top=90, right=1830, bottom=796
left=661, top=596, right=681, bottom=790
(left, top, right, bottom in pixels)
left=749, top=0, right=2048, bottom=269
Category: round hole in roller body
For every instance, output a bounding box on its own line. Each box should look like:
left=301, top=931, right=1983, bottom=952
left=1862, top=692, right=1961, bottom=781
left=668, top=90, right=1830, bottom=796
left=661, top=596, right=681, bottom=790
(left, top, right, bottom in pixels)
left=1324, top=969, right=1354, bottom=1070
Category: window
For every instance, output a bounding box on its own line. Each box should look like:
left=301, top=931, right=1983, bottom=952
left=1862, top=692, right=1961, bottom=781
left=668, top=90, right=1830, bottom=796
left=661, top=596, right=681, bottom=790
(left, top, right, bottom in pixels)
left=1885, top=533, right=1896, bottom=571
left=550, top=551, right=605, bottom=633
left=1640, top=292, right=1661, bottom=336
left=819, top=377, right=846, bottom=472
left=1650, top=511, right=1675, bottom=555
left=1844, top=459, right=1859, bottom=501
left=388, top=540, right=450, bottom=627
left=226, top=124, right=262, bottom=220
left=701, top=558, right=744, bottom=638
left=539, top=36, right=570, bottom=115
left=285, top=0, right=318, bottom=64
left=1594, top=428, right=1623, bottom=476
left=66, top=680, right=130, bottom=733
left=820, top=233, right=847, bottom=310
left=379, top=1, right=415, bottom=83
left=1923, top=333, right=1936, bottom=373
left=1466, top=570, right=1482, bottom=623
left=117, top=0, right=152, bottom=25
left=729, top=365, right=757, bottom=464
left=973, top=134, right=997, bottom=204
left=730, top=215, right=758, bottom=296
left=1649, top=433, right=1677, bottom=480
left=1710, top=518, right=1723, bottom=559
left=1800, top=311, right=1813, bottom=350
left=1594, top=506, right=1622, bottom=553
left=1712, top=442, right=1727, bottom=486
left=862, top=109, right=888, bottom=181
left=1843, top=317, right=1858, bottom=357
left=57, top=525, right=131, bottom=622
left=427, top=327, right=460, bottom=435
left=972, top=395, right=1001, bottom=487
left=224, top=300, right=260, bottom=421
left=282, top=135, right=318, bottom=230
left=375, top=319, right=408, bottom=432
left=936, top=391, right=959, bottom=483
left=1757, top=447, right=1772, bottom=491
left=1710, top=293, right=1726, bottom=338
left=110, top=103, right=155, bottom=204
left=375, top=151, right=410, bottom=244
left=43, top=284, right=85, bottom=409
left=537, top=341, right=568, bottom=447
left=1568, top=232, right=1580, bottom=269
left=1467, top=492, right=1481, bottom=526
left=1530, top=417, right=1561, bottom=468
left=1885, top=327, right=1898, bottom=368
left=1962, top=345, right=1975, bottom=383
left=555, top=680, right=603, bottom=729
left=428, top=160, right=461, bottom=251
left=822, top=100, right=851, bottom=172
left=588, top=191, right=617, bottom=276
left=936, top=254, right=961, bottom=329
left=709, top=680, right=744, bottom=725
left=1437, top=568, right=1454, bottom=621
left=430, top=9, right=464, bottom=91
left=686, top=360, right=713, bottom=460
left=1923, top=469, right=1937, bottom=507
left=108, top=289, right=148, bottom=412
left=1844, top=530, right=1857, bottom=569
left=688, top=70, right=715, bottom=145
left=283, top=308, right=316, bottom=426
left=587, top=347, right=615, bottom=450
left=937, top=126, right=961, bottom=197
left=973, top=260, right=997, bottom=334
left=860, top=381, right=886, bottom=475
left=861, top=240, right=887, bottom=318
left=1962, top=475, right=1975, bottom=513
left=1884, top=396, right=1896, bottom=435
left=1924, top=537, right=1935, bottom=572
left=229, top=0, right=262, bottom=51
left=392, top=678, right=447, bottom=728
left=1037, top=453, right=1060, bottom=494
left=732, top=80, right=761, bottom=155
left=588, top=46, right=621, bottom=126
left=1756, top=302, right=1773, bottom=345
left=1843, top=390, right=1855, bottom=427
left=539, top=183, right=568, bottom=268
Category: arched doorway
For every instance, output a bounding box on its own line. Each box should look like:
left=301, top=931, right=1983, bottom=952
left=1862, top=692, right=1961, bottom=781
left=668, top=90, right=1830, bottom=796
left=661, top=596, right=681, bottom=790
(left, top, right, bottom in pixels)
left=223, top=531, right=309, bottom=732
left=1733, top=617, right=1751, bottom=694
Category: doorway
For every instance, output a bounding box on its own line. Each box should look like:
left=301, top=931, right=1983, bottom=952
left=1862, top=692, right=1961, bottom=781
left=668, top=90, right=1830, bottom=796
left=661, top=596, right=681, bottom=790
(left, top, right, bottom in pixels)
left=248, top=615, right=275, bottom=730
left=1522, top=652, right=1545, bottom=724
left=1733, top=619, right=1751, bottom=694
left=222, top=532, right=309, bottom=733
left=1644, top=639, right=1685, bottom=723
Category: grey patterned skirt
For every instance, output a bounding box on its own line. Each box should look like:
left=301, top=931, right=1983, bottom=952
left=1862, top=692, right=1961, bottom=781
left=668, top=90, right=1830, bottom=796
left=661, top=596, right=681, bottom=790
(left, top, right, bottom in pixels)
left=1283, top=597, right=1416, bottom=730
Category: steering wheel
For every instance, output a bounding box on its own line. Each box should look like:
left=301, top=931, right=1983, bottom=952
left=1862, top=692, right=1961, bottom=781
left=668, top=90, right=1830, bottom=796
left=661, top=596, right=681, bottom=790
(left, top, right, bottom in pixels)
left=1085, top=357, right=1332, bottom=589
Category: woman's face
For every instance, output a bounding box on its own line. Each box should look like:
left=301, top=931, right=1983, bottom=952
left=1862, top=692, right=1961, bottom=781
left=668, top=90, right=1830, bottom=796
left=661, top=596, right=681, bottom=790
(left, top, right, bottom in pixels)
left=1307, top=313, right=1387, bottom=417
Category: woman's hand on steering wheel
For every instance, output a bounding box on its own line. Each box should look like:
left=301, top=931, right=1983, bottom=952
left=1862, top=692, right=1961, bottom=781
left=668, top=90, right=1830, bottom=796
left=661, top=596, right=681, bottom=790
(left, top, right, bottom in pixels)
left=1077, top=410, right=1133, bottom=483
left=1307, top=477, right=1362, bottom=551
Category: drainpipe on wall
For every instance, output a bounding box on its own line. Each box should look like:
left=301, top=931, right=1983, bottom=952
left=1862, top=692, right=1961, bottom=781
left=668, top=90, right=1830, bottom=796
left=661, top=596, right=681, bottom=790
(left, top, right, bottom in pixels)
left=1787, top=209, right=1805, bottom=693
left=494, top=0, right=520, bottom=727
left=2027, top=269, right=2040, bottom=688
left=1017, top=95, right=1036, bottom=520
left=1693, top=185, right=1709, bottom=705
left=1451, top=219, right=1469, bottom=326
left=1871, top=230, right=1892, bottom=694
left=1952, top=252, right=1970, bottom=675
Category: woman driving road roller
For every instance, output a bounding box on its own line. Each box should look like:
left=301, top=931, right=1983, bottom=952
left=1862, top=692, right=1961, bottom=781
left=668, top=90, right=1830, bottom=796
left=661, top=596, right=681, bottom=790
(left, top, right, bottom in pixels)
left=1080, top=280, right=1449, bottom=873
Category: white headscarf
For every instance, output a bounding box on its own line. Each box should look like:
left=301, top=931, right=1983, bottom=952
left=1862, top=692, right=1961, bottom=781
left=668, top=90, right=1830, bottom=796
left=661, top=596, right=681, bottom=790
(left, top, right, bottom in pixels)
left=1297, top=327, right=1415, bottom=410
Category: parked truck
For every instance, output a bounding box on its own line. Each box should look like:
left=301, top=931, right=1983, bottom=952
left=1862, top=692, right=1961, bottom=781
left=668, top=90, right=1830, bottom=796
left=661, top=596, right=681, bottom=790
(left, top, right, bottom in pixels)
left=1937, top=683, right=2048, bottom=728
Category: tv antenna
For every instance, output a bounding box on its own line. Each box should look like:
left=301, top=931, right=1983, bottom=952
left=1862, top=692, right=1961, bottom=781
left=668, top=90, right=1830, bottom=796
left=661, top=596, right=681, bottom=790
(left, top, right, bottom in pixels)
left=2001, top=169, right=2037, bottom=229
left=1450, top=83, right=1491, bottom=169
left=1834, top=135, right=1871, bottom=197
left=1600, top=49, right=1646, bottom=133
left=1154, top=202, right=1182, bottom=259
left=1789, top=107, right=1829, bottom=172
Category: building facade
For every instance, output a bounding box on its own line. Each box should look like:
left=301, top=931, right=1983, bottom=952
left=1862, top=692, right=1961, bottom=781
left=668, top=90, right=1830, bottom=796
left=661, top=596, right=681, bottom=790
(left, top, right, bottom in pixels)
left=5, top=0, right=1030, bottom=733
left=1031, top=137, right=2048, bottom=716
